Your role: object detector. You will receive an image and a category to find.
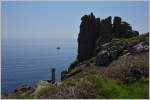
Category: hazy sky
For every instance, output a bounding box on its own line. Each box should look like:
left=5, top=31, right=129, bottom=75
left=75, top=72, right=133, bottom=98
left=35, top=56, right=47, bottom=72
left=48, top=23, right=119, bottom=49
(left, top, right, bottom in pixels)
left=2, top=1, right=149, bottom=39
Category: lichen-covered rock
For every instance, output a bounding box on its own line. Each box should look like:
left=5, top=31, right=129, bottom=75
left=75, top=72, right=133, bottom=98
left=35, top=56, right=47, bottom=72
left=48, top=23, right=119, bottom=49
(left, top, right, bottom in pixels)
left=131, top=42, right=149, bottom=53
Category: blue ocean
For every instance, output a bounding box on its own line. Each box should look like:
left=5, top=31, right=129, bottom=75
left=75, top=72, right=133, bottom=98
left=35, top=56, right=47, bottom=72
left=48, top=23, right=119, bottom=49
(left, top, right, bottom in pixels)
left=1, top=38, right=77, bottom=93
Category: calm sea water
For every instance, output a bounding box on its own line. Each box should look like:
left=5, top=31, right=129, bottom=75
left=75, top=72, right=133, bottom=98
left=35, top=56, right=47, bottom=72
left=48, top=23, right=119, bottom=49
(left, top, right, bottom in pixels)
left=1, top=38, right=77, bottom=93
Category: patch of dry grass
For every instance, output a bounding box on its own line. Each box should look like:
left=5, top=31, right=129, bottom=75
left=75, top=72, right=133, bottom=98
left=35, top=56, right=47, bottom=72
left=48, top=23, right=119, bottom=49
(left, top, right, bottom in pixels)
left=103, top=51, right=149, bottom=82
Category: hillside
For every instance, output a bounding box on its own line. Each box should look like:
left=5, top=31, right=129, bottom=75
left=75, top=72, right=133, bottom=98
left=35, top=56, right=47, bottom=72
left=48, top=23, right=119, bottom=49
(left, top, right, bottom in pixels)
left=2, top=13, right=149, bottom=99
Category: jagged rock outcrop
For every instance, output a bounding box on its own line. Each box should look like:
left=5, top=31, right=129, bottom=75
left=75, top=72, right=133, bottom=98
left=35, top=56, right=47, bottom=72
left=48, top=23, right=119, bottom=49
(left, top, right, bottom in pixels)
left=77, top=13, right=139, bottom=63
left=113, top=16, right=122, bottom=38
left=112, top=17, right=139, bottom=38
left=98, top=16, right=113, bottom=44
left=62, top=13, right=141, bottom=79
left=77, top=13, right=99, bottom=61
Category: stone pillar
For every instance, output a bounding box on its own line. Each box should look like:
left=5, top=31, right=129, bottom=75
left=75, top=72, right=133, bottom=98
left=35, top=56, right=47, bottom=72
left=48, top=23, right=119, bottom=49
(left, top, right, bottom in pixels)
left=51, top=68, right=55, bottom=84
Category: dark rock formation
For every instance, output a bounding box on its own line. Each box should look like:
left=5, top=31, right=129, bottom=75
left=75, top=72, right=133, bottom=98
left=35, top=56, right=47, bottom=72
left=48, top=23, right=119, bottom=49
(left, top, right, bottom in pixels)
left=109, top=50, right=119, bottom=61
left=61, top=70, right=67, bottom=80
left=113, top=16, right=122, bottom=38
left=113, top=17, right=139, bottom=38
left=77, top=13, right=99, bottom=61
left=131, top=42, right=149, bottom=53
left=97, top=16, right=112, bottom=45
left=95, top=47, right=119, bottom=66
left=96, top=50, right=110, bottom=66
left=14, top=85, right=34, bottom=93
left=62, top=13, right=141, bottom=79
left=77, top=13, right=139, bottom=63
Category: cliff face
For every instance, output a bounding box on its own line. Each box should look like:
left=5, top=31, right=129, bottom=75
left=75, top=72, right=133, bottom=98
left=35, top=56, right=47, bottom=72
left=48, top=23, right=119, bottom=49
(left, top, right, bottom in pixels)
left=77, top=13, right=99, bottom=61
left=77, top=13, right=139, bottom=62
left=67, top=13, right=139, bottom=72
left=59, top=13, right=149, bottom=83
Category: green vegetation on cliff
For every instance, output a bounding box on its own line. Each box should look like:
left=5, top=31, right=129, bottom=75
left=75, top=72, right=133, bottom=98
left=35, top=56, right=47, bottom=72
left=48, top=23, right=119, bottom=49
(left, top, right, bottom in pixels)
left=2, top=33, right=149, bottom=99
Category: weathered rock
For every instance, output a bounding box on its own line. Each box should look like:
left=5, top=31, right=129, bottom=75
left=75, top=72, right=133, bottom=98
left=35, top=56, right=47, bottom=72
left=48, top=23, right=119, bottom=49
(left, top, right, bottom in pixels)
left=14, top=85, right=34, bottom=93
left=96, top=50, right=110, bottom=66
left=101, top=42, right=112, bottom=50
left=113, top=17, right=139, bottom=38
left=109, top=50, right=119, bottom=60
left=77, top=12, right=99, bottom=61
left=113, top=16, right=122, bottom=38
left=98, top=16, right=112, bottom=44
left=131, top=42, right=149, bottom=53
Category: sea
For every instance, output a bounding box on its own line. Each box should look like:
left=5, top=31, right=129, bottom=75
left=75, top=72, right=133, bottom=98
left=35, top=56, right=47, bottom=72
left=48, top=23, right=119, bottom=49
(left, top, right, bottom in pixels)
left=1, top=38, right=77, bottom=94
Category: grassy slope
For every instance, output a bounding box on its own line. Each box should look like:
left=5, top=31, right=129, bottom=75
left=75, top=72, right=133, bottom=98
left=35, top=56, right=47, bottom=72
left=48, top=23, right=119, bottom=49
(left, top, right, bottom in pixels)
left=2, top=34, right=149, bottom=99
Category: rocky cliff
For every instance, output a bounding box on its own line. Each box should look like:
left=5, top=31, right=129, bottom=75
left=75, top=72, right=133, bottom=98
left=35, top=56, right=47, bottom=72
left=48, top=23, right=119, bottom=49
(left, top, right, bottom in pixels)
left=67, top=13, right=139, bottom=72
left=78, top=13, right=138, bottom=62
left=3, top=13, right=149, bottom=99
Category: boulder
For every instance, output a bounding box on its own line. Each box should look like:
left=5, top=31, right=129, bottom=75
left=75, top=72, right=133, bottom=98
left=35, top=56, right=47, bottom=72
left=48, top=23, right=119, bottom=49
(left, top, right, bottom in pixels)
left=109, top=50, right=119, bottom=60
left=131, top=42, right=149, bottom=53
left=96, top=50, right=110, bottom=66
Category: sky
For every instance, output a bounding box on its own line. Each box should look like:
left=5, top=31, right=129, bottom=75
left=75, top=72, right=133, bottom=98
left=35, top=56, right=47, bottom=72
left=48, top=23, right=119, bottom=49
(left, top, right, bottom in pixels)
left=2, top=1, right=149, bottom=39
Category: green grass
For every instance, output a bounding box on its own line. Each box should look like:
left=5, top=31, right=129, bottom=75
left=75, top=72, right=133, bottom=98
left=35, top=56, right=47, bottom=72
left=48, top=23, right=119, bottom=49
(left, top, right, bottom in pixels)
left=3, top=72, right=149, bottom=99
left=17, top=91, right=34, bottom=99
left=111, top=34, right=149, bottom=51
left=95, top=76, right=149, bottom=99
left=127, top=78, right=149, bottom=98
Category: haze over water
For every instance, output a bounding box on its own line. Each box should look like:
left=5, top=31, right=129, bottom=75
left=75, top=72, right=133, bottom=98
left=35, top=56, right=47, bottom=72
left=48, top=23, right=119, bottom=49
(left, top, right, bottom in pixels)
left=1, top=38, right=77, bottom=93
